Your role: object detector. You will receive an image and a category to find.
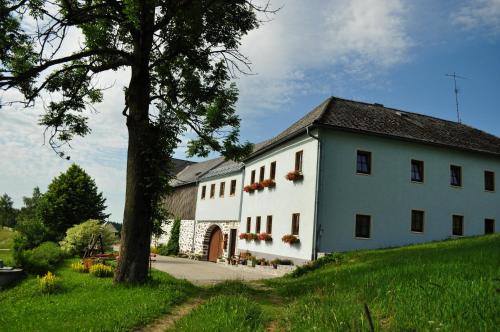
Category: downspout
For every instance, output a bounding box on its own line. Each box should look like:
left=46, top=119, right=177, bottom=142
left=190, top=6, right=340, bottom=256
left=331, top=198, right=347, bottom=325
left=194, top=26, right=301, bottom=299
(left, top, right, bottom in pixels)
left=307, top=125, right=321, bottom=260
left=236, top=166, right=246, bottom=253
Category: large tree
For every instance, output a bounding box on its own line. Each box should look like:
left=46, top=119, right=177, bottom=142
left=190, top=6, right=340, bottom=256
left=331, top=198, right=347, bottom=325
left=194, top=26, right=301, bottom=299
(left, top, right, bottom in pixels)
left=17, top=187, right=43, bottom=222
left=37, top=164, right=108, bottom=240
left=0, top=1, right=271, bottom=282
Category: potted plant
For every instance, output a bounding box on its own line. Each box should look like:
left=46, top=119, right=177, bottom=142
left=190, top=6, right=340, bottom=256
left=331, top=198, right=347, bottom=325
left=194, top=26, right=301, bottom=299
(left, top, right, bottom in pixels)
left=286, top=170, right=304, bottom=181
left=261, top=179, right=276, bottom=188
left=239, top=232, right=250, bottom=240
left=250, top=182, right=263, bottom=191
left=258, top=233, right=272, bottom=241
left=250, top=233, right=259, bottom=241
left=251, top=256, right=257, bottom=267
left=282, top=234, right=300, bottom=245
left=243, top=185, right=254, bottom=193
left=271, top=259, right=279, bottom=269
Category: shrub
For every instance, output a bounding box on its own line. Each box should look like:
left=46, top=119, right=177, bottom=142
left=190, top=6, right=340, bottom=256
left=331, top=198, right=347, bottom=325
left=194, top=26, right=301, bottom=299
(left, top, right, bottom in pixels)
left=16, top=241, right=63, bottom=275
left=60, top=219, right=115, bottom=257
left=164, top=218, right=180, bottom=256
left=281, top=234, right=300, bottom=244
left=271, top=258, right=294, bottom=266
left=89, top=263, right=114, bottom=277
left=38, top=271, right=59, bottom=294
left=291, top=252, right=344, bottom=278
left=70, top=261, right=88, bottom=273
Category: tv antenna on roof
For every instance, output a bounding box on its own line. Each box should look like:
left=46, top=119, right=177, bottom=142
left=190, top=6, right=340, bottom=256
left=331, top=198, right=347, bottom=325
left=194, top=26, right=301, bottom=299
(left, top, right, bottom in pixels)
left=445, top=72, right=468, bottom=124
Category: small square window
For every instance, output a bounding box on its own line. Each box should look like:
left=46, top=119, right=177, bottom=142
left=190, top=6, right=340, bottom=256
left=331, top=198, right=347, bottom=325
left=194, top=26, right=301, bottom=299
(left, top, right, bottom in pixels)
left=485, top=219, right=495, bottom=234
left=452, top=215, right=464, bottom=236
left=411, top=160, right=424, bottom=182
left=485, top=171, right=495, bottom=191
left=250, top=170, right=256, bottom=184
left=270, top=162, right=276, bottom=180
left=259, top=166, right=265, bottom=182
left=210, top=184, right=216, bottom=198
left=450, top=165, right=462, bottom=187
left=219, top=182, right=225, bottom=197
left=291, top=213, right=300, bottom=235
left=357, top=151, right=371, bottom=174
left=295, top=151, right=303, bottom=172
left=201, top=186, right=206, bottom=199
left=230, top=180, right=237, bottom=196
left=355, top=214, right=371, bottom=238
left=411, top=210, right=424, bottom=232
left=246, top=217, right=251, bottom=233
left=256, top=216, right=261, bottom=233
left=266, top=216, right=273, bottom=234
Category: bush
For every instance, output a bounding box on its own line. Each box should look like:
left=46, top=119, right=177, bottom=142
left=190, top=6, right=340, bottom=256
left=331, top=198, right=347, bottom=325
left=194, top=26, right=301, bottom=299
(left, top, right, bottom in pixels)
left=38, top=271, right=60, bottom=294
left=89, top=263, right=114, bottom=277
left=70, top=261, right=88, bottom=273
left=60, top=220, right=115, bottom=257
left=164, top=218, right=180, bottom=256
left=17, top=242, right=64, bottom=275
left=291, top=252, right=344, bottom=278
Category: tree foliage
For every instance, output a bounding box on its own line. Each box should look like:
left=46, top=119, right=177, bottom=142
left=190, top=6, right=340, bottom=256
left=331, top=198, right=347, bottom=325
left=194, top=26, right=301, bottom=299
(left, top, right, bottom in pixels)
left=164, top=217, right=180, bottom=256
left=0, top=193, right=17, bottom=228
left=60, top=219, right=115, bottom=256
left=38, top=164, right=108, bottom=240
left=0, top=0, right=274, bottom=282
left=17, top=187, right=43, bottom=222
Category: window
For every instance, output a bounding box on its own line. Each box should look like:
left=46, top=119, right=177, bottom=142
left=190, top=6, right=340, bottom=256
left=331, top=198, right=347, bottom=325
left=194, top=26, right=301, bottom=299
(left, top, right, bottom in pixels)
left=411, top=160, right=424, bottom=182
left=256, top=216, right=261, bottom=233
left=295, top=151, right=303, bottom=172
left=291, top=213, right=300, bottom=235
left=485, top=219, right=495, bottom=234
left=411, top=210, right=424, bottom=233
left=210, top=184, right=216, bottom=198
left=355, top=214, right=371, bottom=238
left=219, top=182, right=225, bottom=197
left=452, top=215, right=464, bottom=236
left=485, top=171, right=495, bottom=191
left=230, top=180, right=237, bottom=196
left=259, top=166, right=265, bottom=182
left=201, top=186, right=206, bottom=199
left=250, top=170, right=256, bottom=184
left=450, top=165, right=462, bottom=186
left=266, top=215, right=273, bottom=234
left=270, top=161, right=276, bottom=180
left=357, top=151, right=371, bottom=174
left=246, top=217, right=251, bottom=233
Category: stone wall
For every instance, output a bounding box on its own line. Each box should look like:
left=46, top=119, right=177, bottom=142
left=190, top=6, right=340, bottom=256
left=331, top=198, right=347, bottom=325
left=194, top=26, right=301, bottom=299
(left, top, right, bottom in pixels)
left=158, top=219, right=195, bottom=253
left=194, top=220, right=240, bottom=259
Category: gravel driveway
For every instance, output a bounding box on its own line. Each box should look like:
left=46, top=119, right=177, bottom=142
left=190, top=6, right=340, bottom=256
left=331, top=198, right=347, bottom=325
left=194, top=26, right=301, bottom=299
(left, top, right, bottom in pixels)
left=152, top=255, right=287, bottom=285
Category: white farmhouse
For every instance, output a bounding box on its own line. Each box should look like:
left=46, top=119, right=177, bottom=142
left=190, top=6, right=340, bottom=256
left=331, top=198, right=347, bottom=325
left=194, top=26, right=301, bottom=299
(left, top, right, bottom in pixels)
left=164, top=97, right=500, bottom=264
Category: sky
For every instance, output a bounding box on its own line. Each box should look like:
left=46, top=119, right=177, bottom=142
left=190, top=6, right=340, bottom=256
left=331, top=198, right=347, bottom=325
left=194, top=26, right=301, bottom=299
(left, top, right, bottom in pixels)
left=1, top=0, right=499, bottom=222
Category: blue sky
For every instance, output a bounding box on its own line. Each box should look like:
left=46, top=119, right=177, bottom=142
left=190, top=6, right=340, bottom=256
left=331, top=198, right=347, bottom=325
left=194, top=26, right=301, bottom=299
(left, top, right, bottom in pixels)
left=1, top=0, right=499, bottom=222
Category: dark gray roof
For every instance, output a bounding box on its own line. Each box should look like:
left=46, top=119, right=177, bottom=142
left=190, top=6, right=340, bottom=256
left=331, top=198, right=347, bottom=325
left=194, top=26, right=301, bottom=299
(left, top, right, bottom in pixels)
left=249, top=96, right=500, bottom=158
left=170, top=158, right=196, bottom=175
left=200, top=159, right=243, bottom=180
left=171, top=157, right=225, bottom=187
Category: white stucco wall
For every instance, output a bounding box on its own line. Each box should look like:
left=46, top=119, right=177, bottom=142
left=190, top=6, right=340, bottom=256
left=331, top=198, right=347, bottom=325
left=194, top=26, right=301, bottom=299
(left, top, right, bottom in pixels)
left=238, top=133, right=319, bottom=261
left=195, top=172, right=243, bottom=221
left=318, top=129, right=500, bottom=252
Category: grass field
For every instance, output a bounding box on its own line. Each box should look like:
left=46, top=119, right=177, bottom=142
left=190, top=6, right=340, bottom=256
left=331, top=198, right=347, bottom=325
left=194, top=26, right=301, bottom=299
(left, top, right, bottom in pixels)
left=173, top=234, right=500, bottom=331
left=0, top=260, right=196, bottom=331
left=0, top=227, right=14, bottom=265
left=1, top=234, right=498, bottom=331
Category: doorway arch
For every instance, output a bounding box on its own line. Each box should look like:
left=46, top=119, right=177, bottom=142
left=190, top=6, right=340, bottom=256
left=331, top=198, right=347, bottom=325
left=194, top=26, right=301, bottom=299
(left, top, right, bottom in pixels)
left=206, top=225, right=223, bottom=262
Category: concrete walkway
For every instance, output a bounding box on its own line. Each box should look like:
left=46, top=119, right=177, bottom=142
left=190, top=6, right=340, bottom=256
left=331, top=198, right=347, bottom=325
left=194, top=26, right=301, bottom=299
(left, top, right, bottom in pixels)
left=152, top=255, right=286, bottom=285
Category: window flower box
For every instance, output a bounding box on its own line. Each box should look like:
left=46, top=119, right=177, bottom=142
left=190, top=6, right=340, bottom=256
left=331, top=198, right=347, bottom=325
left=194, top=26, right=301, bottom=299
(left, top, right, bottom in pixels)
left=243, top=185, right=254, bottom=193
left=286, top=170, right=303, bottom=181
left=250, top=233, right=259, bottom=241
left=258, top=233, right=272, bottom=241
left=250, top=182, right=264, bottom=191
left=282, top=234, right=300, bottom=245
left=239, top=233, right=250, bottom=240
left=261, top=179, right=276, bottom=188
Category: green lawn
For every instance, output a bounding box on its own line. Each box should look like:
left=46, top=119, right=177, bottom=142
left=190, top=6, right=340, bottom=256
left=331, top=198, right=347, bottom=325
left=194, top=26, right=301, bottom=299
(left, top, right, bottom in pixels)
left=0, top=227, right=14, bottom=249
left=0, top=259, right=196, bottom=331
left=2, top=235, right=499, bottom=331
left=175, top=234, right=500, bottom=331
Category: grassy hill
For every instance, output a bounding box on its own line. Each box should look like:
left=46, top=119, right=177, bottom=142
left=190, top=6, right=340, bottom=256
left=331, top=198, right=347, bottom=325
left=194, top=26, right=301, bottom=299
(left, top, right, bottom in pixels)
left=174, top=234, right=500, bottom=331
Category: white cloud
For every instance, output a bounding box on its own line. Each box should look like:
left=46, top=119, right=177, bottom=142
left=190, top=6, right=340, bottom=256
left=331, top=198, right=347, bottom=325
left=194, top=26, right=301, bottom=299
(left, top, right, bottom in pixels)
left=235, top=0, right=412, bottom=115
left=452, top=0, right=500, bottom=32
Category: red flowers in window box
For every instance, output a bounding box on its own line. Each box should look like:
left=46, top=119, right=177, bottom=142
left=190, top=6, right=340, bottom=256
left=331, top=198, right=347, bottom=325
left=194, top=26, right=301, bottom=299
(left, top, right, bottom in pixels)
left=239, top=233, right=259, bottom=241
left=261, top=179, right=276, bottom=188
left=258, top=233, right=272, bottom=241
left=243, top=185, right=254, bottom=193
left=239, top=233, right=249, bottom=240
left=286, top=170, right=303, bottom=181
left=281, top=234, right=300, bottom=244
left=251, top=182, right=264, bottom=191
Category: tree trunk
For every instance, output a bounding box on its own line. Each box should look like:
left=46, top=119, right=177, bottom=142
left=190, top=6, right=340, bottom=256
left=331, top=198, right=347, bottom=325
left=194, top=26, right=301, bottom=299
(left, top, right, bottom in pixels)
left=114, top=4, right=156, bottom=283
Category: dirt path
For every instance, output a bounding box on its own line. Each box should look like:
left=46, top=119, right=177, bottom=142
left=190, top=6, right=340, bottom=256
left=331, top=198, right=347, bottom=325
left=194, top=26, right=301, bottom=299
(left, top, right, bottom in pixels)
left=138, top=297, right=206, bottom=332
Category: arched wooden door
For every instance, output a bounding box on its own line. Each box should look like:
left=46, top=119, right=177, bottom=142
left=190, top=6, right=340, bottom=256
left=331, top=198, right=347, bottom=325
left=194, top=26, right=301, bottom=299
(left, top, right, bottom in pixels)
left=208, top=227, right=223, bottom=262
